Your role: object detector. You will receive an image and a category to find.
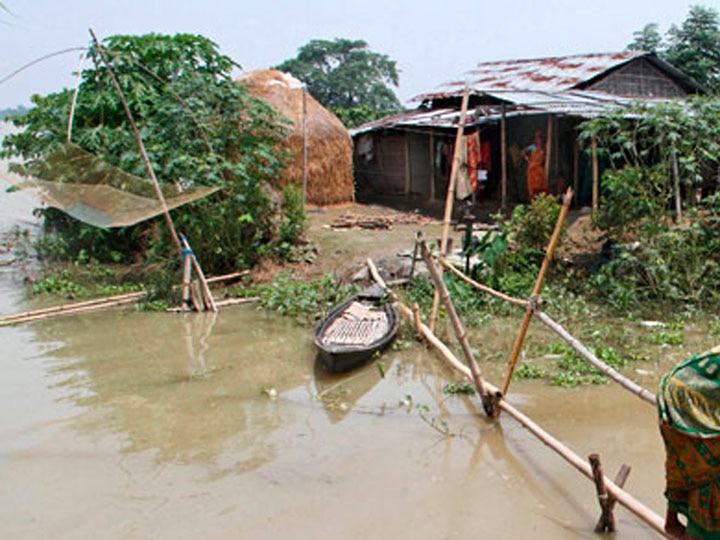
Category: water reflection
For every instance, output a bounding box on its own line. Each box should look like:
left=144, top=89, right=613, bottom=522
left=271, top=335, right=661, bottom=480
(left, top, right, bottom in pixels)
left=31, top=307, right=314, bottom=467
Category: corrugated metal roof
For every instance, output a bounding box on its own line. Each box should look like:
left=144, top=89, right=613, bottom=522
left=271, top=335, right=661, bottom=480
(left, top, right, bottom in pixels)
left=349, top=90, right=654, bottom=135
left=413, top=51, right=643, bottom=101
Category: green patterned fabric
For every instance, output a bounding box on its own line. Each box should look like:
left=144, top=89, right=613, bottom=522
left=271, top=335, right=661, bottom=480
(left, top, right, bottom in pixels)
left=658, top=347, right=720, bottom=540
left=658, top=346, right=720, bottom=437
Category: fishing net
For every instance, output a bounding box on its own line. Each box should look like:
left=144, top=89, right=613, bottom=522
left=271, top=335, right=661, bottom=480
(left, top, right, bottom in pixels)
left=0, top=143, right=218, bottom=228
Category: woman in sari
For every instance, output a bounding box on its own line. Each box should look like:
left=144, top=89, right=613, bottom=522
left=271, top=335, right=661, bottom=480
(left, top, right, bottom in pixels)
left=523, top=130, right=548, bottom=201
left=658, top=347, right=720, bottom=539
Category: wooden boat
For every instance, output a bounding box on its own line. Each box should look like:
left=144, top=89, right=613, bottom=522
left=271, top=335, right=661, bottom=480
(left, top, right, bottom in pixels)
left=313, top=285, right=398, bottom=373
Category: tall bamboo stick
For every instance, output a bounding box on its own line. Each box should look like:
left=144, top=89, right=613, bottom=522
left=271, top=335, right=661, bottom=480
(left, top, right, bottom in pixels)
left=366, top=258, right=670, bottom=538
left=430, top=87, right=470, bottom=331
left=420, top=240, right=497, bottom=416
left=89, top=29, right=181, bottom=253
left=501, top=104, right=507, bottom=210
left=592, top=134, right=599, bottom=211
left=500, top=187, right=573, bottom=395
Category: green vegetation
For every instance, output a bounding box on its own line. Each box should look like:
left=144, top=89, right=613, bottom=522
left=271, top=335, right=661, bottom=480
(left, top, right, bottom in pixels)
left=1, top=33, right=302, bottom=279
left=276, top=38, right=402, bottom=128
left=629, top=5, right=720, bottom=92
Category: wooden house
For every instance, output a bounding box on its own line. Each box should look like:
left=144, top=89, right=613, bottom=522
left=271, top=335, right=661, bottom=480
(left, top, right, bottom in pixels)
left=352, top=51, right=705, bottom=210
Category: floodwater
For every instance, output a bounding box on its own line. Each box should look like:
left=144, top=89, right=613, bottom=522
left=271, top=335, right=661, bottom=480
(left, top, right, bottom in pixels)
left=0, top=141, right=681, bottom=539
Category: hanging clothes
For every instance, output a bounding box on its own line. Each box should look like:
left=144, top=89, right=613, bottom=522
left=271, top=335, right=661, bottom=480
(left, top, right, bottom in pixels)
left=466, top=132, right=481, bottom=193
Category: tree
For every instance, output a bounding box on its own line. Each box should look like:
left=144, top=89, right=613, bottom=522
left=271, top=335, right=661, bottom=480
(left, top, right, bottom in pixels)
left=665, top=5, right=720, bottom=92
left=1, top=33, right=298, bottom=276
left=627, top=23, right=663, bottom=52
left=628, top=5, right=720, bottom=93
left=276, top=38, right=402, bottom=127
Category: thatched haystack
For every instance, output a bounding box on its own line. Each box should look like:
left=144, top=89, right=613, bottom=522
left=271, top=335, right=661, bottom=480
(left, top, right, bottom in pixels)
left=237, top=69, right=354, bottom=206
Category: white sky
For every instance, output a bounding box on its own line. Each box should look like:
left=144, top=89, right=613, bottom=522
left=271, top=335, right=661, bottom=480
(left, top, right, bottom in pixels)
left=0, top=0, right=715, bottom=108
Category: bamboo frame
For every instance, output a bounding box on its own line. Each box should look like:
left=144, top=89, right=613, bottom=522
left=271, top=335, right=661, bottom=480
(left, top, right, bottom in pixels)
left=438, top=260, right=657, bottom=406
left=366, top=258, right=670, bottom=538
left=500, top=188, right=573, bottom=395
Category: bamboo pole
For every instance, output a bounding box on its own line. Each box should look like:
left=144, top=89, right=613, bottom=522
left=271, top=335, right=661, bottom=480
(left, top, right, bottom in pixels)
left=544, top=116, right=552, bottom=178
left=501, top=104, right=507, bottom=210
left=439, top=258, right=528, bottom=308
left=429, top=87, right=470, bottom=332
left=500, top=188, right=573, bottom=395
left=533, top=309, right=657, bottom=406
left=672, top=149, right=682, bottom=222
left=302, top=84, right=308, bottom=207
left=0, top=292, right=145, bottom=327
left=591, top=134, right=599, bottom=212
left=89, top=29, right=182, bottom=253
left=0, top=291, right=144, bottom=322
left=181, top=250, right=193, bottom=310
left=420, top=240, right=497, bottom=416
left=366, top=258, right=670, bottom=538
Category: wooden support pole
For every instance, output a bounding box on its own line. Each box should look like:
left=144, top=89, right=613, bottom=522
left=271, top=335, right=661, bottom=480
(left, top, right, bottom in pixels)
left=591, top=134, right=599, bottom=212
left=430, top=87, right=470, bottom=331
left=181, top=250, right=193, bottom=310
left=500, top=188, right=573, bottom=396
left=366, top=258, right=670, bottom=539
left=597, top=463, right=632, bottom=532
left=544, top=116, right=553, bottom=178
left=501, top=104, right=508, bottom=210
left=420, top=240, right=498, bottom=416
left=589, top=454, right=616, bottom=533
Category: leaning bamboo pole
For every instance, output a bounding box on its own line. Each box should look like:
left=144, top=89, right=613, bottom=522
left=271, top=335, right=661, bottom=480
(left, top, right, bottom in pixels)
left=90, top=29, right=216, bottom=313
left=420, top=240, right=497, bottom=416
left=366, top=258, right=670, bottom=538
left=534, top=309, right=657, bottom=406
left=430, top=87, right=470, bottom=332
left=500, top=188, right=573, bottom=395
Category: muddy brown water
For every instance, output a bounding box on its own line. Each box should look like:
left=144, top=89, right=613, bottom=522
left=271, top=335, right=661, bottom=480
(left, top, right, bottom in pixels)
left=0, top=168, right=692, bottom=540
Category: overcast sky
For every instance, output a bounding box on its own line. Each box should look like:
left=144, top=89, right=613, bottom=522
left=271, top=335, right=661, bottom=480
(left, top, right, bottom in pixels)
left=0, top=0, right=715, bottom=108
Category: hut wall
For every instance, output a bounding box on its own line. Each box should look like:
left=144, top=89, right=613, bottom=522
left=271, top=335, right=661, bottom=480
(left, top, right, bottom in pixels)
left=354, top=132, right=407, bottom=197
left=588, top=58, right=688, bottom=98
left=406, top=132, right=432, bottom=198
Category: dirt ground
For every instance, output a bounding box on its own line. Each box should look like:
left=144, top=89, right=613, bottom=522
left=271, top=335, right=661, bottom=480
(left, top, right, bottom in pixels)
left=277, top=201, right=601, bottom=285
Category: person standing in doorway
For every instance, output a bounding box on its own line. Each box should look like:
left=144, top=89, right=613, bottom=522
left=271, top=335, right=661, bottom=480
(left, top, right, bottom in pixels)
left=523, top=130, right=548, bottom=201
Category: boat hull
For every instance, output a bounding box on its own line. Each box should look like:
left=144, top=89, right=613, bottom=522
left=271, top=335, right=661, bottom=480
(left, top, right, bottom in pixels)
left=313, top=288, right=398, bottom=373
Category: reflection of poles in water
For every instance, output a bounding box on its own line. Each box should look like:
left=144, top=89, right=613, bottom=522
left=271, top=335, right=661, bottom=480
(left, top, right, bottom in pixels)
left=182, top=311, right=217, bottom=377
